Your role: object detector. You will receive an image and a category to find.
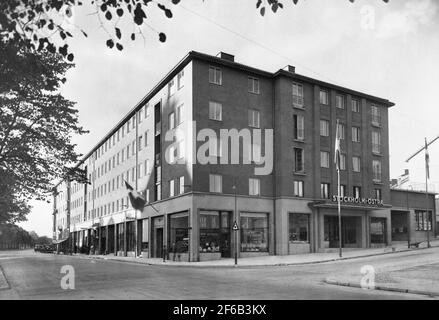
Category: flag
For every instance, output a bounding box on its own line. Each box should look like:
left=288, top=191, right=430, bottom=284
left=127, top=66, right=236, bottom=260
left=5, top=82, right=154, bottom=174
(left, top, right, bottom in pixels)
left=334, top=119, right=341, bottom=171
left=425, top=138, right=430, bottom=180
left=124, top=180, right=146, bottom=211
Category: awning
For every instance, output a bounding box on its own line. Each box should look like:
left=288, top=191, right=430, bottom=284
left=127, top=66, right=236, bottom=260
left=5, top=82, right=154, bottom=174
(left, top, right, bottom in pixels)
left=53, top=238, right=69, bottom=245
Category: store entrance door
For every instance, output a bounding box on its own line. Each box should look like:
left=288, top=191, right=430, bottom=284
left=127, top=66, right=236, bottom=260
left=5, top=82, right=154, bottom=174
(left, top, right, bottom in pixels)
left=325, top=216, right=361, bottom=248
left=155, top=228, right=163, bottom=258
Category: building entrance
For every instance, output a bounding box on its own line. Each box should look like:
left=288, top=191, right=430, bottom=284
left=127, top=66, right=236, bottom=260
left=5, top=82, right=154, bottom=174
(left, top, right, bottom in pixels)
left=152, top=216, right=164, bottom=258
left=324, top=216, right=361, bottom=248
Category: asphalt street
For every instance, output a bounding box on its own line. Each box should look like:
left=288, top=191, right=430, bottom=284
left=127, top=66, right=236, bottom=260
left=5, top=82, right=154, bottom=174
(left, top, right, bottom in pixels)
left=0, top=249, right=437, bottom=300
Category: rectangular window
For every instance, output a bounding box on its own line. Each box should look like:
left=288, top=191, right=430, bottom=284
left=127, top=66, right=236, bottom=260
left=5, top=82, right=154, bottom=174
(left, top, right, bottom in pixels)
left=337, top=123, right=345, bottom=140
left=169, top=180, right=175, bottom=197
left=248, top=77, right=260, bottom=94
left=373, top=160, right=382, bottom=182
left=293, top=181, right=304, bottom=197
left=336, top=95, right=345, bottom=109
left=353, top=156, right=361, bottom=172
left=176, top=104, right=183, bottom=126
left=240, top=212, right=268, bottom=252
left=340, top=154, right=346, bottom=170
left=199, top=211, right=230, bottom=253
left=169, top=212, right=189, bottom=253
left=294, top=114, right=305, bottom=140
left=371, top=105, right=381, bottom=126
left=179, top=176, right=185, bottom=195
left=209, top=66, right=222, bottom=85
left=168, top=79, right=175, bottom=97
left=177, top=70, right=184, bottom=89
left=169, top=112, right=175, bottom=129
left=321, top=183, right=330, bottom=199
left=144, top=159, right=149, bottom=175
left=294, top=148, right=305, bottom=173
left=144, top=130, right=148, bottom=147
left=126, top=145, right=130, bottom=159
left=372, top=131, right=381, bottom=154
left=375, top=189, right=382, bottom=200
left=209, top=101, right=222, bottom=121
left=289, top=213, right=309, bottom=242
left=249, top=178, right=260, bottom=196
left=138, top=136, right=143, bottom=151
left=320, top=90, right=329, bottom=105
left=145, top=104, right=150, bottom=118
left=320, top=120, right=329, bottom=137
left=292, top=83, right=304, bottom=108
left=370, top=217, right=386, bottom=244
left=339, top=184, right=346, bottom=197
left=415, top=210, right=432, bottom=231
left=248, top=109, right=260, bottom=128
left=353, top=186, right=361, bottom=198
left=320, top=151, right=330, bottom=168
left=352, top=99, right=360, bottom=112
left=132, top=140, right=135, bottom=156
left=209, top=174, right=222, bottom=193
left=352, top=127, right=360, bottom=142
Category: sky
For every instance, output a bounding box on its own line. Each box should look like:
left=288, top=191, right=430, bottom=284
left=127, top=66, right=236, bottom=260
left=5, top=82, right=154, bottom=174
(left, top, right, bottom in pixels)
left=18, top=0, right=439, bottom=237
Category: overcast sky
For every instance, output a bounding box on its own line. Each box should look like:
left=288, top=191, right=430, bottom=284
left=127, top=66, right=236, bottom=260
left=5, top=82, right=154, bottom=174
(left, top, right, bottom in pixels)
left=19, top=0, right=439, bottom=236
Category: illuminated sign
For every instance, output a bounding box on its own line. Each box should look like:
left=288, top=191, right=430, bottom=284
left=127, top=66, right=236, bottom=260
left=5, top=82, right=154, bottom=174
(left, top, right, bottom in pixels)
left=331, top=195, right=384, bottom=206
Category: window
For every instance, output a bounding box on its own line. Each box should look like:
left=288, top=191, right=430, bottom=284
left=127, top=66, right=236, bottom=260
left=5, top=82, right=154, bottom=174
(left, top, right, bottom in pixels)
left=176, top=104, right=183, bottom=126
left=209, top=101, right=222, bottom=121
left=132, top=140, right=135, bottom=156
left=320, top=120, right=329, bottom=137
left=371, top=217, right=386, bottom=244
left=169, top=212, right=189, bottom=254
left=352, top=99, right=360, bottom=112
left=145, top=104, right=150, bottom=118
left=375, top=189, right=382, bottom=200
left=251, top=142, right=261, bottom=163
left=415, top=210, right=432, bottom=231
left=337, top=123, right=345, bottom=140
left=353, top=156, right=361, bottom=172
left=248, top=109, right=260, bottom=128
left=144, top=131, right=149, bottom=147
left=199, top=211, right=230, bottom=254
left=138, top=136, right=143, bottom=151
left=292, top=83, right=304, bottom=107
left=294, top=114, right=305, bottom=140
left=371, top=105, right=381, bottom=126
left=209, top=174, right=222, bottom=193
left=294, top=148, right=305, bottom=173
left=127, top=119, right=130, bottom=133
left=320, top=151, right=330, bottom=168
left=352, top=127, right=360, bottom=142
left=168, top=79, right=175, bottom=97
left=177, top=70, right=184, bottom=89
left=353, top=186, right=361, bottom=198
left=293, top=181, right=304, bottom=197
left=248, top=77, right=260, bottom=94
left=373, top=160, right=382, bottom=182
left=340, top=154, right=346, bottom=170
left=372, top=131, right=381, bottom=154
left=241, top=212, right=268, bottom=252
left=289, top=213, right=309, bottom=242
left=179, top=176, right=185, bottom=195
left=336, top=95, right=345, bottom=109
left=168, top=112, right=175, bottom=129
left=339, top=184, right=346, bottom=197
left=144, top=159, right=149, bottom=175
left=126, top=145, right=130, bottom=159
left=321, top=183, right=330, bottom=199
left=169, top=180, right=175, bottom=197
left=320, top=90, right=329, bottom=105
left=209, top=66, right=222, bottom=85
left=249, top=178, right=260, bottom=196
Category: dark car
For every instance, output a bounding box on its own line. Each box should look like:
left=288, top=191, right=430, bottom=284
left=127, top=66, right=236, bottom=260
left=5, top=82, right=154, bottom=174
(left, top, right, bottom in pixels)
left=41, top=244, right=55, bottom=253
left=34, top=244, right=44, bottom=252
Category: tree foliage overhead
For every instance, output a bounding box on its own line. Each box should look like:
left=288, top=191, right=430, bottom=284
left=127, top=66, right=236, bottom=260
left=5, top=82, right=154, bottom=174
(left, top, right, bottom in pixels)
left=0, top=0, right=390, bottom=60
left=0, top=40, right=87, bottom=223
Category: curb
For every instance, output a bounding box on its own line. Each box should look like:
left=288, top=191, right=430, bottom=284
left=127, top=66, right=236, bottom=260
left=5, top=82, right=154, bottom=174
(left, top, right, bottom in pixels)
left=0, top=265, right=10, bottom=291
left=67, top=245, right=438, bottom=269
left=324, top=278, right=439, bottom=298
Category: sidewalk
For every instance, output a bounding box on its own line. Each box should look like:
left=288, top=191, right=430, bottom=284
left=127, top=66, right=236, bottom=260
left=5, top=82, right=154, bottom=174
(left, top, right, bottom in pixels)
left=74, top=239, right=439, bottom=268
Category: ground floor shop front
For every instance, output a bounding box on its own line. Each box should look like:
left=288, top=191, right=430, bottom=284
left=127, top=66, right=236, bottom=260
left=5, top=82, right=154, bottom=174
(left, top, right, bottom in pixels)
left=67, top=193, right=396, bottom=261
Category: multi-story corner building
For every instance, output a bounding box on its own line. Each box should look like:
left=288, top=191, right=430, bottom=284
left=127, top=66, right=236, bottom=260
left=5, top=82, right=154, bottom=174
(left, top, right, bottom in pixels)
left=53, top=50, right=420, bottom=261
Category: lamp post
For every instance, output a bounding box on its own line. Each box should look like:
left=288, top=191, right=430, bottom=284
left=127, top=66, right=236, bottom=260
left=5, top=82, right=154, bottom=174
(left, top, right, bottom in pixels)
left=232, top=181, right=238, bottom=266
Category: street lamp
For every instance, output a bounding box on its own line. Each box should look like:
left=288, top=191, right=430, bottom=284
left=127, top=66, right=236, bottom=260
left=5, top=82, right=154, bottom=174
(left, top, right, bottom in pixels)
left=232, top=181, right=238, bottom=266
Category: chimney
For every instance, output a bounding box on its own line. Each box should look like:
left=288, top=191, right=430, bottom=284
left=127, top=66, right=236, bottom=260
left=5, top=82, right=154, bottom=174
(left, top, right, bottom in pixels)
left=287, top=65, right=296, bottom=73
left=218, top=52, right=234, bottom=62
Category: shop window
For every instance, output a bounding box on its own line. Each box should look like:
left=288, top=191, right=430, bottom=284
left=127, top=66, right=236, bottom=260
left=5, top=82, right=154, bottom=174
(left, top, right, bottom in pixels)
left=415, top=210, right=432, bottom=231
left=240, top=212, right=268, bottom=252
left=370, top=217, right=386, bottom=244
left=289, top=213, right=310, bottom=243
left=199, top=211, right=231, bottom=257
left=169, top=212, right=189, bottom=254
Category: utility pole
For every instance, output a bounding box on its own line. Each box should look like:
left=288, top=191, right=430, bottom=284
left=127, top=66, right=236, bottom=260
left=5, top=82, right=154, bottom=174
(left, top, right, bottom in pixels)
left=406, top=135, right=439, bottom=248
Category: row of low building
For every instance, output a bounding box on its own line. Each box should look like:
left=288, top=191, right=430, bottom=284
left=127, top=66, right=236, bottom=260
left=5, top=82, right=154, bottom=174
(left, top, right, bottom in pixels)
left=52, top=51, right=437, bottom=261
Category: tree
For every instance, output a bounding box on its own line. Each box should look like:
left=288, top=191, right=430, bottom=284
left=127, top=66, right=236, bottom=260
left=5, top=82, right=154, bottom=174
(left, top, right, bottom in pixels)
left=0, top=0, right=390, bottom=60
left=0, top=40, right=87, bottom=223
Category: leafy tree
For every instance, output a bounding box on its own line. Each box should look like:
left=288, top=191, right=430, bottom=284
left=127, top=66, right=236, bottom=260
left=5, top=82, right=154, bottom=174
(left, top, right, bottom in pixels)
left=0, top=40, right=87, bottom=223
left=0, top=0, right=390, bottom=60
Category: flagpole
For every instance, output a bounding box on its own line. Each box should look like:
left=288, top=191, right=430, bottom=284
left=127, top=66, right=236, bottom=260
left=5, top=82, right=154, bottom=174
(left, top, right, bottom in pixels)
left=134, top=111, right=139, bottom=257
left=425, top=138, right=430, bottom=248
left=338, top=167, right=342, bottom=258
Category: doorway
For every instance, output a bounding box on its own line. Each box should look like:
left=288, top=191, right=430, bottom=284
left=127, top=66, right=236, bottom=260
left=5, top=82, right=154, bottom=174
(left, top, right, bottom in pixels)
left=152, top=216, right=165, bottom=258
left=324, top=216, right=361, bottom=248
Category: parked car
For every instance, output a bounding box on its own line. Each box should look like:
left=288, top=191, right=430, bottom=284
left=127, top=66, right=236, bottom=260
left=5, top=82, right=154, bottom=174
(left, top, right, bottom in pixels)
left=34, top=244, right=44, bottom=252
left=42, top=244, right=55, bottom=253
